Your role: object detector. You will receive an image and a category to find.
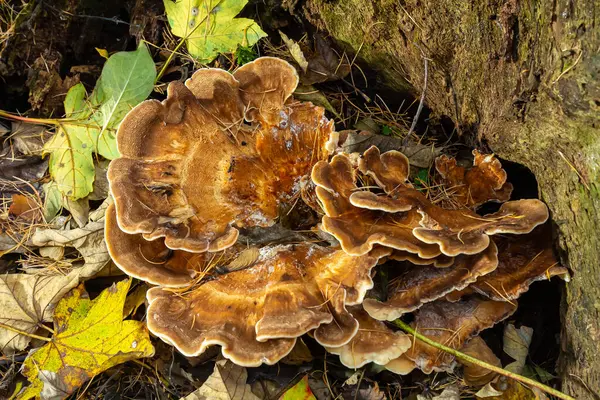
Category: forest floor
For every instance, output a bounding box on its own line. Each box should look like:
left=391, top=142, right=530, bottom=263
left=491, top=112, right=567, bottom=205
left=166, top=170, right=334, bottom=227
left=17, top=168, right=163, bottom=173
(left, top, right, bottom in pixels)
left=0, top=1, right=568, bottom=399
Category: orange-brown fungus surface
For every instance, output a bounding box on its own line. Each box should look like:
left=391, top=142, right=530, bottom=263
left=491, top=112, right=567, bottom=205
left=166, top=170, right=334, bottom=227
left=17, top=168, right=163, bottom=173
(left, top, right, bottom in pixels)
left=108, top=57, right=335, bottom=253
left=363, top=241, right=499, bottom=321
left=324, top=306, right=411, bottom=368
left=435, top=150, right=513, bottom=208
left=146, top=244, right=389, bottom=366
left=313, top=146, right=549, bottom=257
left=312, top=152, right=442, bottom=258
left=405, top=297, right=516, bottom=373
left=446, top=229, right=569, bottom=302
left=105, top=203, right=208, bottom=287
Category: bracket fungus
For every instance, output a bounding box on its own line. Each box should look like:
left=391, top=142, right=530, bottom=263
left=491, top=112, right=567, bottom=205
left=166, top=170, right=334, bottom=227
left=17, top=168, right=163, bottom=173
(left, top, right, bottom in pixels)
left=435, top=150, right=514, bottom=208
left=446, top=230, right=569, bottom=302
left=145, top=244, right=390, bottom=366
left=102, top=57, right=566, bottom=382
left=108, top=57, right=336, bottom=253
left=323, top=306, right=411, bottom=369
left=404, top=297, right=517, bottom=374
left=363, top=241, right=499, bottom=321
left=313, top=146, right=549, bottom=257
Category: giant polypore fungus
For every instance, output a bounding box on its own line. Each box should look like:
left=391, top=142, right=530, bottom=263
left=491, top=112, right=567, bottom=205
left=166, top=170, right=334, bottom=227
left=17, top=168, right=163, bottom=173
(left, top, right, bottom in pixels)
left=311, top=152, right=443, bottom=258
left=105, top=203, right=206, bottom=287
left=313, top=146, right=549, bottom=257
left=435, top=150, right=513, bottom=208
left=446, top=229, right=569, bottom=302
left=146, top=244, right=390, bottom=366
left=102, top=56, right=565, bottom=380
left=108, top=57, right=336, bottom=253
left=404, top=297, right=516, bottom=373
left=363, top=240, right=499, bottom=321
left=323, top=306, right=411, bottom=368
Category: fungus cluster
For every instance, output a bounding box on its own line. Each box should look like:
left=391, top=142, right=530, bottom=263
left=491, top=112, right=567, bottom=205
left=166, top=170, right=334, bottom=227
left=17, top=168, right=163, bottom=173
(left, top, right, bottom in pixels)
left=106, top=57, right=568, bottom=381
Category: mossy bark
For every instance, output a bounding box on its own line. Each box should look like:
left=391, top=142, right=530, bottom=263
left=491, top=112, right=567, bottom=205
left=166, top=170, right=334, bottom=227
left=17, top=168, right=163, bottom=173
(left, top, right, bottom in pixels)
left=299, top=0, right=600, bottom=397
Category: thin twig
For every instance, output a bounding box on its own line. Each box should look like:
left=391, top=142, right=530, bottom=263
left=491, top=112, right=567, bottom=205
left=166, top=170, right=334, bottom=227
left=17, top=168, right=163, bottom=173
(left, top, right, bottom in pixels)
left=406, top=53, right=428, bottom=142
left=392, top=319, right=576, bottom=400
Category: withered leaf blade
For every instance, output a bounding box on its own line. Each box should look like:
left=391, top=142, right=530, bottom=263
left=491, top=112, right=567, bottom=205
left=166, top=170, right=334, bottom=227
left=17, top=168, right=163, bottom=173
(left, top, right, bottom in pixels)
left=181, top=359, right=260, bottom=400
left=459, top=336, right=501, bottom=386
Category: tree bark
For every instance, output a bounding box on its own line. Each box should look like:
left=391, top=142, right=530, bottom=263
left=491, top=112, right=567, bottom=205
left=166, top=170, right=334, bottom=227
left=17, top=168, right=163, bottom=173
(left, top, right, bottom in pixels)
left=298, top=0, right=600, bottom=397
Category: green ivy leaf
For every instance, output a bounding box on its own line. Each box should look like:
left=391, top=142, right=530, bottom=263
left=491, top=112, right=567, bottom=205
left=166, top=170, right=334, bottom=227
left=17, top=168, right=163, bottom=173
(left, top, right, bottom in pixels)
left=164, top=0, right=267, bottom=63
left=89, top=42, right=156, bottom=159
left=44, top=42, right=156, bottom=200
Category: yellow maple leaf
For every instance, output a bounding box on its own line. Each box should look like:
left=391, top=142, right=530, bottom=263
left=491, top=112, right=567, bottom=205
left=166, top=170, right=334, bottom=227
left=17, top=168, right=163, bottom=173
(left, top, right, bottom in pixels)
left=18, top=280, right=155, bottom=400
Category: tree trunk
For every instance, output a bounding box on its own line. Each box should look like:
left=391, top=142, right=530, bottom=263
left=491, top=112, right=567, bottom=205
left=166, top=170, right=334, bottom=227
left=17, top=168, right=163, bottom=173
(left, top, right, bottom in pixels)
left=298, top=0, right=600, bottom=397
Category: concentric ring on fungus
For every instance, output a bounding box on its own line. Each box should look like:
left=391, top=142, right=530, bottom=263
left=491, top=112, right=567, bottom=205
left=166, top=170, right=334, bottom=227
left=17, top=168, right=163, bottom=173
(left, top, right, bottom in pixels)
left=145, top=244, right=390, bottom=366
left=108, top=57, right=336, bottom=253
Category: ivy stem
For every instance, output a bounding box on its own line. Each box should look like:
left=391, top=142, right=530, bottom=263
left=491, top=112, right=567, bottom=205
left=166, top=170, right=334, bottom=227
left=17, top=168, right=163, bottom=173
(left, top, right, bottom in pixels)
left=0, top=110, right=61, bottom=126
left=392, top=319, right=576, bottom=400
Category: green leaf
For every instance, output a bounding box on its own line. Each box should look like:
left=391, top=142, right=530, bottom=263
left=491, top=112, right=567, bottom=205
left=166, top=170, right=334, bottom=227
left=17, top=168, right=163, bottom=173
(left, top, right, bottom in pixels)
left=235, top=44, right=258, bottom=65
left=45, top=43, right=156, bottom=200
left=42, top=182, right=63, bottom=222
left=89, top=41, right=156, bottom=159
left=63, top=82, right=88, bottom=118
left=45, top=124, right=96, bottom=199
left=18, top=280, right=155, bottom=400
left=164, top=0, right=267, bottom=63
left=381, top=125, right=392, bottom=136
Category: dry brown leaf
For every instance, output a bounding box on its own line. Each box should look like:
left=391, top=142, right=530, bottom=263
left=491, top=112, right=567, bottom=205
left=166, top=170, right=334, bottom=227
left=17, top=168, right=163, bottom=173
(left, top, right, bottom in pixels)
left=503, top=323, right=533, bottom=374
left=181, top=359, right=260, bottom=400
left=0, top=273, right=79, bottom=354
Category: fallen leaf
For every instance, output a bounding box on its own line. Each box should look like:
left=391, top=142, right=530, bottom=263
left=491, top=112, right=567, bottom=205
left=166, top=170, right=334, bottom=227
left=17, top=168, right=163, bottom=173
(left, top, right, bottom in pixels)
left=8, top=194, right=41, bottom=222
left=95, top=47, right=109, bottom=59
left=164, top=0, right=267, bottom=63
left=181, top=359, right=260, bottom=400
left=418, top=384, right=460, bottom=400
left=503, top=323, right=533, bottom=374
left=280, top=338, right=312, bottom=365
left=280, top=375, right=316, bottom=400
left=63, top=197, right=89, bottom=228
left=301, top=35, right=350, bottom=85
left=0, top=274, right=79, bottom=354
left=280, top=31, right=308, bottom=72
left=45, top=42, right=156, bottom=199
left=123, top=283, right=148, bottom=318
left=9, top=122, right=49, bottom=156
left=89, top=160, right=110, bottom=201
left=339, top=131, right=442, bottom=168
left=18, top=280, right=155, bottom=400
left=42, top=182, right=63, bottom=223
left=476, top=382, right=504, bottom=398
left=294, top=85, right=340, bottom=118
left=31, top=219, right=109, bottom=277
left=476, top=377, right=543, bottom=400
